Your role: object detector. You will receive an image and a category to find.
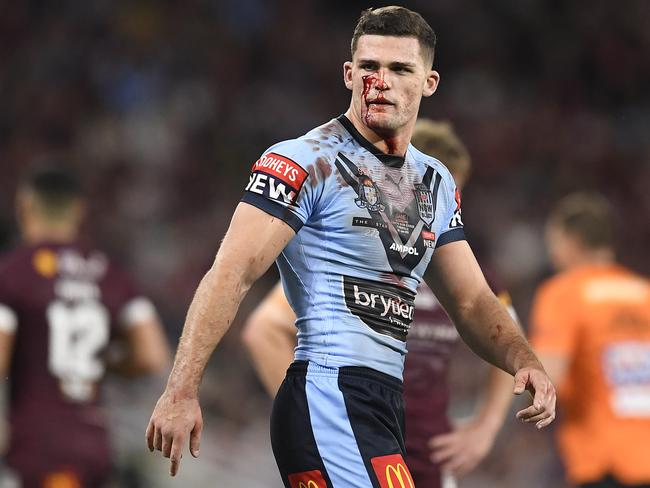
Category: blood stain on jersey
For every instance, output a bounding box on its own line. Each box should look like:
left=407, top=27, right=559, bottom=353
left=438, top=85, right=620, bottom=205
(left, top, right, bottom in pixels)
left=33, top=248, right=58, bottom=278
left=307, top=157, right=333, bottom=188
left=316, top=157, right=332, bottom=179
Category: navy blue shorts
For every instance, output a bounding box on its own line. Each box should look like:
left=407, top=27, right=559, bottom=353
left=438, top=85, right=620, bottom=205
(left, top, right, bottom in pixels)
left=271, top=361, right=415, bottom=488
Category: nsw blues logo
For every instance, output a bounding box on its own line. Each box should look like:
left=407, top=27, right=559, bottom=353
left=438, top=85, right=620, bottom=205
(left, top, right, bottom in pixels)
left=355, top=175, right=385, bottom=212
left=335, top=152, right=442, bottom=277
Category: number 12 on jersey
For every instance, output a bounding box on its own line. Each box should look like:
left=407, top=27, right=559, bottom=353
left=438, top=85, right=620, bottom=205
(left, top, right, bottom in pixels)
left=47, top=300, right=110, bottom=402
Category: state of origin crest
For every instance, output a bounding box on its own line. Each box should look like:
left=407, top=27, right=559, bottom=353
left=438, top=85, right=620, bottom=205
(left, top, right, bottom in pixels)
left=335, top=152, right=442, bottom=277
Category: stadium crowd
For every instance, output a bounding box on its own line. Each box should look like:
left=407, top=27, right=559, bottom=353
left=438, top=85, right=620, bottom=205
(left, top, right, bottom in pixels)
left=0, top=1, right=648, bottom=487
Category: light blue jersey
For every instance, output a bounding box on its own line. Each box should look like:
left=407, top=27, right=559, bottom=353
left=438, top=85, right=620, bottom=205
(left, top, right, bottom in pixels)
left=242, top=115, right=464, bottom=379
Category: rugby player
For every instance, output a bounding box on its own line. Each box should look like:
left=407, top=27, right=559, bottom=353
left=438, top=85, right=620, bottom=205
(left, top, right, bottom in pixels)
left=241, top=119, right=520, bottom=488
left=147, top=7, right=556, bottom=487
left=530, top=193, right=650, bottom=488
left=0, top=167, right=170, bottom=488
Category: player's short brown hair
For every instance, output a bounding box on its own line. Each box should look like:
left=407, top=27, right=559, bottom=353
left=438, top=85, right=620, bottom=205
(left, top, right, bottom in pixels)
left=548, top=193, right=615, bottom=250
left=411, top=119, right=471, bottom=183
left=351, top=6, right=437, bottom=67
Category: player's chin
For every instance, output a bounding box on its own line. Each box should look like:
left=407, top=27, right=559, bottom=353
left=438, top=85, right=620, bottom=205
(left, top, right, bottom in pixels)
left=365, top=112, right=399, bottom=131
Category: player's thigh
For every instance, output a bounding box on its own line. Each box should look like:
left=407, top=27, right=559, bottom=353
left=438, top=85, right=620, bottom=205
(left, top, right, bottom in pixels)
left=271, top=361, right=334, bottom=488
left=271, top=361, right=416, bottom=488
left=336, top=366, right=415, bottom=488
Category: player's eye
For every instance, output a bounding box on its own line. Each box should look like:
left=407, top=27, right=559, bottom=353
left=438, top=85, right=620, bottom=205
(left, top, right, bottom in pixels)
left=360, top=63, right=378, bottom=71
left=393, top=66, right=412, bottom=74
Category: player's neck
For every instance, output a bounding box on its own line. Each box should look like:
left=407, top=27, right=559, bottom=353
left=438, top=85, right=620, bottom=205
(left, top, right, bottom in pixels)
left=23, top=223, right=79, bottom=246
left=565, top=248, right=616, bottom=271
left=344, top=108, right=411, bottom=157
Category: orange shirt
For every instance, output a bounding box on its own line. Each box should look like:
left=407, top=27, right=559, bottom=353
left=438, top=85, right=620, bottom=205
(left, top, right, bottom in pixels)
left=530, top=264, right=650, bottom=485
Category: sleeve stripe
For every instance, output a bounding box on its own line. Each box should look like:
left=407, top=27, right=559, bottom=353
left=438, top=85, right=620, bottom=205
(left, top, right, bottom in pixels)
left=435, top=228, right=466, bottom=249
left=119, top=297, right=157, bottom=328
left=241, top=192, right=304, bottom=233
left=0, top=304, right=18, bottom=334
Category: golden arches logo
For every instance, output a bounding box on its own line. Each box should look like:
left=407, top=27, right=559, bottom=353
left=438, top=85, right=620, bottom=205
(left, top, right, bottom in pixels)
left=288, top=469, right=326, bottom=488
left=298, top=482, right=320, bottom=488
left=385, top=463, right=414, bottom=488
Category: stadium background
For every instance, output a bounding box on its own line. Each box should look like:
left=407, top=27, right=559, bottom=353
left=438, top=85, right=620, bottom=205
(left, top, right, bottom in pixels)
left=0, top=1, right=648, bottom=486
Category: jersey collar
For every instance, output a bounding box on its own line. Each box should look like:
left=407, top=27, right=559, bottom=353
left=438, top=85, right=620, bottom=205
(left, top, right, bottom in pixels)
left=336, top=115, right=406, bottom=169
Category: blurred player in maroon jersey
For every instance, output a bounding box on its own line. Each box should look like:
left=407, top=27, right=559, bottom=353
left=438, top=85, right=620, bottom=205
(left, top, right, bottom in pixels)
left=242, top=120, right=518, bottom=488
left=0, top=168, right=170, bottom=488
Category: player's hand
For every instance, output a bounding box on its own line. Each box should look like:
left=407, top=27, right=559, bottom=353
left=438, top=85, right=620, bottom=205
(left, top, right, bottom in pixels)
left=146, top=388, right=203, bottom=477
left=513, top=366, right=556, bottom=429
left=428, top=419, right=497, bottom=477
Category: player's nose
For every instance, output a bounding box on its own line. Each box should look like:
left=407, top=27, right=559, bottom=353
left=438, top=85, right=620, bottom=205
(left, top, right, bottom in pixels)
left=375, top=70, right=389, bottom=90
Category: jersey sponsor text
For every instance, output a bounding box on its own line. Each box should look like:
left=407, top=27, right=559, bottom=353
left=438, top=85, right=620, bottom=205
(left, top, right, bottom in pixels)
left=343, top=276, right=415, bottom=341
left=248, top=152, right=309, bottom=206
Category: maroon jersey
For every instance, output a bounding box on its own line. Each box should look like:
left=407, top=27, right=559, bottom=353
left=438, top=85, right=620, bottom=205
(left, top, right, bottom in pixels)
left=404, top=276, right=513, bottom=488
left=0, top=242, right=148, bottom=487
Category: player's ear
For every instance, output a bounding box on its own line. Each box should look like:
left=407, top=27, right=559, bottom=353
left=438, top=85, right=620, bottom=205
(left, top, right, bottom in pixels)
left=343, top=61, right=353, bottom=90
left=15, top=189, right=32, bottom=231
left=422, top=70, right=440, bottom=97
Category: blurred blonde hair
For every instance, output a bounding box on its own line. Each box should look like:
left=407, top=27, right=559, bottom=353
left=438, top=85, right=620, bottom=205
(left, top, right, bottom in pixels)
left=411, top=119, right=471, bottom=186
left=548, top=192, right=614, bottom=250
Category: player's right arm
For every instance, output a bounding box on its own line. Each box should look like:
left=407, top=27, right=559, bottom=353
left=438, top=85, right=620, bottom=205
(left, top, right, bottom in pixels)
left=111, top=307, right=172, bottom=377
left=0, top=311, right=16, bottom=378
left=424, top=241, right=556, bottom=428
left=146, top=202, right=295, bottom=476
left=241, top=281, right=297, bottom=397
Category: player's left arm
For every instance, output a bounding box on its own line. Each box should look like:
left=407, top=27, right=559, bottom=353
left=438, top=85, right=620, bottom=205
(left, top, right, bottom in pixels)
left=0, top=331, right=14, bottom=379
left=111, top=299, right=171, bottom=377
left=147, top=202, right=296, bottom=476
left=424, top=240, right=556, bottom=429
left=0, top=303, right=15, bottom=456
left=430, top=335, right=517, bottom=476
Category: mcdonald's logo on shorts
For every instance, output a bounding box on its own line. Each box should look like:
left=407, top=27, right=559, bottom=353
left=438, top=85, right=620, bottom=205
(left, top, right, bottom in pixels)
left=371, top=454, right=415, bottom=488
left=288, top=469, right=327, bottom=488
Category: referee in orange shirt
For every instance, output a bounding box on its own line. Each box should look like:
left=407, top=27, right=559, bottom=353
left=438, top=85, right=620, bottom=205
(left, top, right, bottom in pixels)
left=530, top=193, right=650, bottom=488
